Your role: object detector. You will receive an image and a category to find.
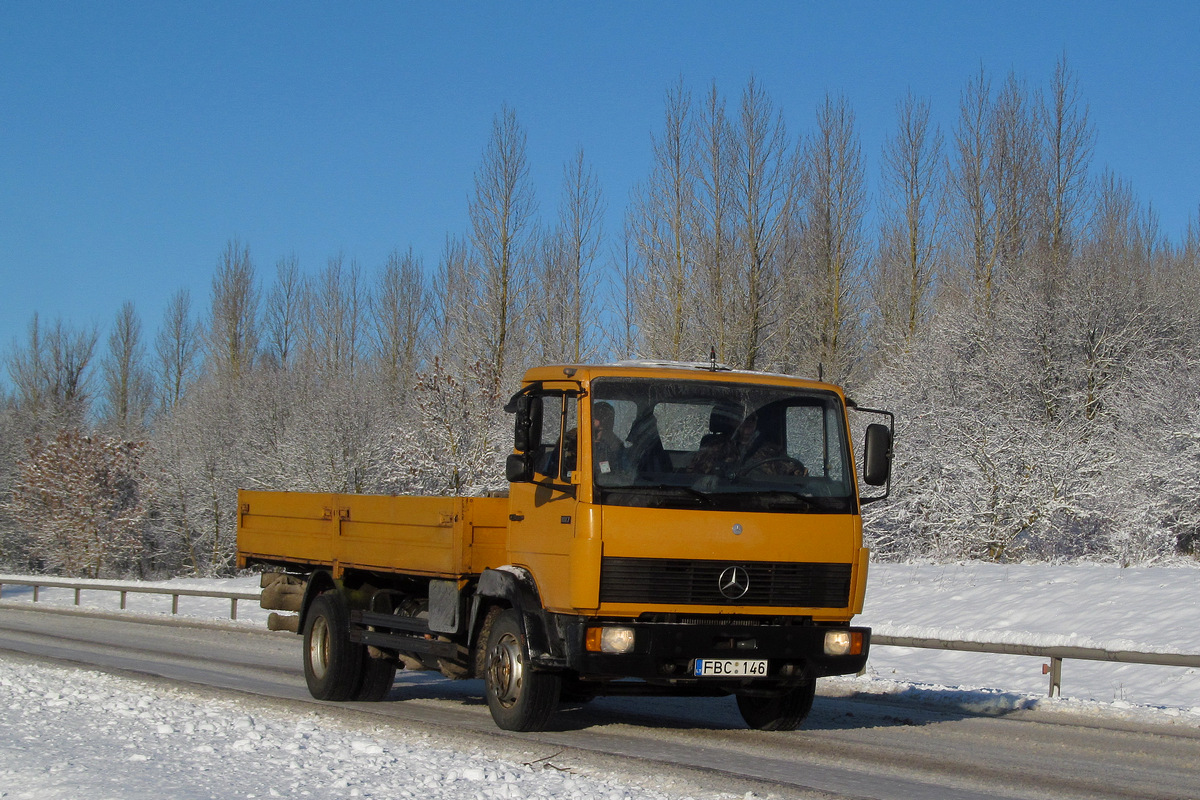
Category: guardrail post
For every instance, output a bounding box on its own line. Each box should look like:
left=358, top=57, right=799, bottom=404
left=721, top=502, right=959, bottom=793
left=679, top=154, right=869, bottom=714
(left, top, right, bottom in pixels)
left=74, top=588, right=81, bottom=606
left=172, top=594, right=179, bottom=615
left=230, top=598, right=238, bottom=620
left=120, top=590, right=127, bottom=610
left=33, top=585, right=40, bottom=602
left=1043, top=657, right=1063, bottom=697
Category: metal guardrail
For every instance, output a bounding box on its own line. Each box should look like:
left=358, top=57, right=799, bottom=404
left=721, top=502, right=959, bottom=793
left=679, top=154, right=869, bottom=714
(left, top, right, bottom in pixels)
left=873, top=633, right=1200, bottom=697
left=3, top=576, right=1197, bottom=699
left=0, top=577, right=260, bottom=621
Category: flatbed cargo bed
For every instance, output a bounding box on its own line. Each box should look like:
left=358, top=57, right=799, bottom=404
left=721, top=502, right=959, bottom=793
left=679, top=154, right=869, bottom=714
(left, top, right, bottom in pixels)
left=237, top=490, right=510, bottom=578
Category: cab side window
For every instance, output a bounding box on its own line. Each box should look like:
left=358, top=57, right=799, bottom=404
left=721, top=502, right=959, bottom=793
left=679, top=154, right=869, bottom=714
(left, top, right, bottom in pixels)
left=532, top=394, right=577, bottom=482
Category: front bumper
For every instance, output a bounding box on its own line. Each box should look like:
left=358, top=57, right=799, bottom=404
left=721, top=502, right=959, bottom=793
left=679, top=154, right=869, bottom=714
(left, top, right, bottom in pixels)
left=551, top=615, right=870, bottom=687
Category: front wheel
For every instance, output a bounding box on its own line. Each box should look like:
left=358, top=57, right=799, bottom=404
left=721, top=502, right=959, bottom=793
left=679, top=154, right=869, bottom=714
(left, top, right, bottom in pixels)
left=736, top=681, right=816, bottom=731
left=353, top=651, right=397, bottom=701
left=482, top=608, right=561, bottom=731
left=303, top=592, right=363, bottom=701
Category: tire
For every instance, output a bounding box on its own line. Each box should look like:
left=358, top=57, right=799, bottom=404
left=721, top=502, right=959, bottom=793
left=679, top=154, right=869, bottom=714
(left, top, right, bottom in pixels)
left=474, top=606, right=504, bottom=679
left=559, top=675, right=597, bottom=705
left=353, top=651, right=397, bottom=701
left=303, top=592, right=363, bottom=701
left=736, top=681, right=816, bottom=731
left=482, top=608, right=561, bottom=732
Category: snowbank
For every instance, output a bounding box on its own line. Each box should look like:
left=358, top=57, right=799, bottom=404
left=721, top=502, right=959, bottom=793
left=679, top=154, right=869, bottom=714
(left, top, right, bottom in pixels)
left=857, top=561, right=1200, bottom=714
left=0, top=656, right=726, bottom=800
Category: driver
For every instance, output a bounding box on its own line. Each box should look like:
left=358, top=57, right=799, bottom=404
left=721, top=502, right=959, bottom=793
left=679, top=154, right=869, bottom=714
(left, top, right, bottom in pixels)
left=591, top=401, right=626, bottom=476
left=688, top=411, right=806, bottom=477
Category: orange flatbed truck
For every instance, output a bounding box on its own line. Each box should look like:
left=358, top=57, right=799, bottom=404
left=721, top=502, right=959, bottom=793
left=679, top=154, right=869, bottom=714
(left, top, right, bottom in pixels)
left=236, top=361, right=893, bottom=731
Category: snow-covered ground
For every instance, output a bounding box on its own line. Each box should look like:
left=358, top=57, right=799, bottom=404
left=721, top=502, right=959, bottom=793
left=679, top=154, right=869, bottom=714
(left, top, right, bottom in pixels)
left=859, top=561, right=1200, bottom=716
left=0, top=655, right=723, bottom=800
left=2, top=561, right=1199, bottom=798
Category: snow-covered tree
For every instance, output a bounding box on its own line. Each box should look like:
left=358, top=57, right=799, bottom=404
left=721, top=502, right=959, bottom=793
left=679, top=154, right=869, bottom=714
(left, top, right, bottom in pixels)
left=375, top=359, right=508, bottom=497
left=7, top=430, right=148, bottom=578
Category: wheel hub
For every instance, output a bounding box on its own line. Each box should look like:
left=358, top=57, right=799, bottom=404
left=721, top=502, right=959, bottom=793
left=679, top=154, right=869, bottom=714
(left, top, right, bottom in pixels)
left=309, top=615, right=330, bottom=679
left=488, top=632, right=525, bottom=708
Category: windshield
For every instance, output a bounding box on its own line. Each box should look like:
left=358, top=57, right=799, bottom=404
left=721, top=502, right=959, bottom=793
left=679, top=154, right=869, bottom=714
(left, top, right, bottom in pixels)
left=591, top=377, right=855, bottom=514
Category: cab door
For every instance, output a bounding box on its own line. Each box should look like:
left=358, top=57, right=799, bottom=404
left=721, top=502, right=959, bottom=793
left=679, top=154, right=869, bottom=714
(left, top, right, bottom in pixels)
left=506, top=387, right=579, bottom=611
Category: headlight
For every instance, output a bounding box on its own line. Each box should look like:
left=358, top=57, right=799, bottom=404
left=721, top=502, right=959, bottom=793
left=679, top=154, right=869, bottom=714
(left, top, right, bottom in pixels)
left=824, top=630, right=863, bottom=656
left=585, top=626, right=636, bottom=654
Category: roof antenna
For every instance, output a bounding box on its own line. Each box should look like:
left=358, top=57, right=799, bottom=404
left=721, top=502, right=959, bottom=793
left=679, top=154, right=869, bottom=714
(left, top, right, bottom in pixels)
left=818, top=362, right=824, bottom=381
left=709, top=346, right=718, bottom=372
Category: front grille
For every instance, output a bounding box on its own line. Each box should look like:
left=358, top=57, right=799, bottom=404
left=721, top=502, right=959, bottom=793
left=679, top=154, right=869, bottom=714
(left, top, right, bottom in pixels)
left=600, top=557, right=851, bottom=608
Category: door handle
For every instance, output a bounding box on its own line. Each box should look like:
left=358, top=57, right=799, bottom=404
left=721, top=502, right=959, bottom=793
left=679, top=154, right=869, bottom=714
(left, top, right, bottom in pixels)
left=509, top=513, right=525, bottom=522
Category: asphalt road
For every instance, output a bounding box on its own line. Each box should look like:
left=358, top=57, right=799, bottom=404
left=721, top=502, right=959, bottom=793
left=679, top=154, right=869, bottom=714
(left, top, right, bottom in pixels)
left=2, top=604, right=1199, bottom=800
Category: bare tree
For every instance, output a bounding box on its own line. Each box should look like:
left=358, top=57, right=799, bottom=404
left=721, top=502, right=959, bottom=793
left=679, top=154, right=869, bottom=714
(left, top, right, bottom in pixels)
left=531, top=226, right=571, bottom=362
left=556, top=148, right=605, bottom=362
left=603, top=220, right=640, bottom=359
left=100, top=301, right=152, bottom=437
left=797, top=93, right=869, bottom=383
left=630, top=79, right=697, bottom=360
left=470, top=105, right=537, bottom=393
left=302, top=254, right=364, bottom=381
left=206, top=239, right=259, bottom=383
left=1175, top=204, right=1200, bottom=345
left=991, top=70, right=1042, bottom=271
left=1020, top=58, right=1095, bottom=424
left=262, top=255, right=304, bottom=371
left=529, top=149, right=606, bottom=364
left=5, top=314, right=98, bottom=430
left=731, top=76, right=796, bottom=370
left=875, top=91, right=946, bottom=348
left=431, top=234, right=480, bottom=367
left=372, top=248, right=428, bottom=398
left=692, top=81, right=736, bottom=362
left=6, top=313, right=49, bottom=418
left=949, top=66, right=999, bottom=311
left=154, top=289, right=201, bottom=413
left=1039, top=55, right=1094, bottom=273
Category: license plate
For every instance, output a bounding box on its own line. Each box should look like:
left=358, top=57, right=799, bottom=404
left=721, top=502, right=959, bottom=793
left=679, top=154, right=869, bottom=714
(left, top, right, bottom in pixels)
left=693, top=658, right=768, bottom=677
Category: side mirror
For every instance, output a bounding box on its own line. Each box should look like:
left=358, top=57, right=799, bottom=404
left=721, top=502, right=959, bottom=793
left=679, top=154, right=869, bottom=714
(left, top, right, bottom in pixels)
left=512, top=395, right=540, bottom=453
left=506, top=453, right=533, bottom=483
left=862, top=423, right=892, bottom=487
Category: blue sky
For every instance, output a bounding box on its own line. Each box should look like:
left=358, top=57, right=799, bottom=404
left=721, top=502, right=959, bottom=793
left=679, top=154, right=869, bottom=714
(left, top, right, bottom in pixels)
left=2, top=1, right=1198, bottom=373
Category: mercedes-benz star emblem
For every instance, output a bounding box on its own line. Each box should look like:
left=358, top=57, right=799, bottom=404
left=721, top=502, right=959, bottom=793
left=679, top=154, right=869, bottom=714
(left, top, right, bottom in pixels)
left=718, top=566, right=750, bottom=599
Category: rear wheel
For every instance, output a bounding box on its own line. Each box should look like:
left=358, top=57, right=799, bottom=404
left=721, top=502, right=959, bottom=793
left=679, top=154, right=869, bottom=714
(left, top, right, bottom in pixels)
left=482, top=608, right=561, bottom=731
left=736, top=681, right=816, bottom=731
left=303, top=592, right=363, bottom=701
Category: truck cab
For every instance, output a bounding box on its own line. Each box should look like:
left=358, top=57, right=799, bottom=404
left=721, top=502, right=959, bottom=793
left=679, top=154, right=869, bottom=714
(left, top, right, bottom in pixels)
left=496, top=362, right=892, bottom=728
